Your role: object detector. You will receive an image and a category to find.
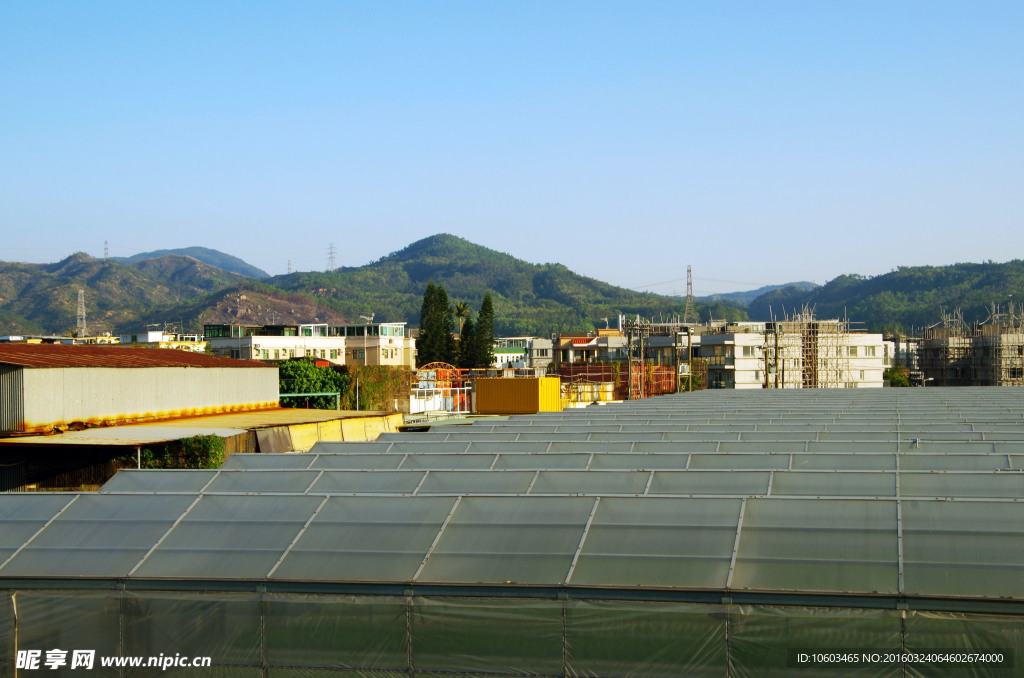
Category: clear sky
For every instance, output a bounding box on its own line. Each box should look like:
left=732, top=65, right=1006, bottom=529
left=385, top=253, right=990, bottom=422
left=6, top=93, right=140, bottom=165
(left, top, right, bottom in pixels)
left=2, top=2, right=1021, bottom=296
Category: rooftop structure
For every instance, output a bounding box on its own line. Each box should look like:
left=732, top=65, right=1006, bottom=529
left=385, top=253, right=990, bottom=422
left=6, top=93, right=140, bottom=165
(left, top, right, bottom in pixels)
left=1, top=388, right=1022, bottom=673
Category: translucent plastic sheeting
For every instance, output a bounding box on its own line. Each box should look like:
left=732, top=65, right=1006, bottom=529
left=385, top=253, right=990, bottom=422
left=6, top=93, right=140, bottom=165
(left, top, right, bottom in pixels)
left=101, top=469, right=219, bottom=493
left=416, top=496, right=594, bottom=585
left=719, top=441, right=807, bottom=453
left=271, top=496, right=456, bottom=582
left=548, top=441, right=633, bottom=453
left=728, top=604, right=903, bottom=678
left=570, top=497, right=742, bottom=589
left=308, top=453, right=403, bottom=470
left=807, top=441, right=898, bottom=454
left=648, top=471, right=770, bottom=496
left=0, top=493, right=73, bottom=562
left=732, top=498, right=899, bottom=595
left=131, top=494, right=324, bottom=579
left=0, top=494, right=198, bottom=578
left=901, top=500, right=1024, bottom=600
left=902, top=610, right=1024, bottom=678
left=770, top=471, right=897, bottom=497
left=265, top=593, right=408, bottom=671
left=306, top=470, right=426, bottom=494
left=529, top=471, right=650, bottom=495
left=374, top=441, right=470, bottom=454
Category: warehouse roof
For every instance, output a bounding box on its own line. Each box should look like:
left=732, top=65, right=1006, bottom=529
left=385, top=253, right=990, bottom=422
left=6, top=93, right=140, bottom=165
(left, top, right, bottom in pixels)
left=2, top=388, right=1023, bottom=608
left=0, top=343, right=273, bottom=368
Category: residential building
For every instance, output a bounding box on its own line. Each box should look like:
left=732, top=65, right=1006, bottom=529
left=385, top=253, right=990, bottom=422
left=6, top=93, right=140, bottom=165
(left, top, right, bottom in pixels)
left=493, top=337, right=554, bottom=369
left=118, top=330, right=207, bottom=353
left=204, top=322, right=416, bottom=368
left=920, top=322, right=1024, bottom=386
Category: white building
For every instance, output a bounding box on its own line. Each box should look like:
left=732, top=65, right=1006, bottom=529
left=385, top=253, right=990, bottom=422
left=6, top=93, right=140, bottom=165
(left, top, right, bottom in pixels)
left=493, top=337, right=554, bottom=368
left=693, top=321, right=885, bottom=389
left=204, top=322, right=415, bottom=368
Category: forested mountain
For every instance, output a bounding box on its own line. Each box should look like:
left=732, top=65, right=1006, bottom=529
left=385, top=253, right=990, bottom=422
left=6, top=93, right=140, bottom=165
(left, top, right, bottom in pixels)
left=113, top=247, right=269, bottom=278
left=747, top=261, right=1024, bottom=333
left=0, top=253, right=249, bottom=335
left=267, top=234, right=746, bottom=335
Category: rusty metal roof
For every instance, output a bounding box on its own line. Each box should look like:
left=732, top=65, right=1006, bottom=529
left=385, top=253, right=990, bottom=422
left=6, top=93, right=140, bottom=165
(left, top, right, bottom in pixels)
left=0, top=344, right=273, bottom=369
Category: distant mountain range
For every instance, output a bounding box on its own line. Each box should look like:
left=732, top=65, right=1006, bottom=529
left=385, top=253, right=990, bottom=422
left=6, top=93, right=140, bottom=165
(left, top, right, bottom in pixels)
left=2, top=236, right=1022, bottom=337
left=112, top=247, right=269, bottom=278
left=700, top=281, right=819, bottom=307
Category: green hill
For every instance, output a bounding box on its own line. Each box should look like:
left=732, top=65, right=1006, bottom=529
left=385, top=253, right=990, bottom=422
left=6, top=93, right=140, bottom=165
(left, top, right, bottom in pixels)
left=267, top=234, right=747, bottom=335
left=747, top=261, right=1024, bottom=333
left=114, top=247, right=269, bottom=278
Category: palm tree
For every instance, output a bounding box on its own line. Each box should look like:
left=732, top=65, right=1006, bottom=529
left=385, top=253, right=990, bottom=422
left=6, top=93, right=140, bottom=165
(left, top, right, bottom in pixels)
left=454, top=301, right=470, bottom=334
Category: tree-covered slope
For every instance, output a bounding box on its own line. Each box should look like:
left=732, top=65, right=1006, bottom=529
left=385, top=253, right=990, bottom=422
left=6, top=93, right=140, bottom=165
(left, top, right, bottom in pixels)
left=747, top=261, right=1024, bottom=332
left=268, top=234, right=747, bottom=335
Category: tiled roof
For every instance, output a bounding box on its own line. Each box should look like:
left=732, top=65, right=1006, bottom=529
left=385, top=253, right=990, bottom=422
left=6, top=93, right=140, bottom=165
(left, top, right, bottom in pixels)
left=0, top=344, right=273, bottom=368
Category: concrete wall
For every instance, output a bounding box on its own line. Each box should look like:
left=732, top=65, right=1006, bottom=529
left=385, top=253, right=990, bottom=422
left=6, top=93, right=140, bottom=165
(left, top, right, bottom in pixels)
left=18, top=366, right=279, bottom=432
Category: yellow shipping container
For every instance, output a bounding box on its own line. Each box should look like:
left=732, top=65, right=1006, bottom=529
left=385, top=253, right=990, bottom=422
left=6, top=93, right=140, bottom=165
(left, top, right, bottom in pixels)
left=475, top=377, right=563, bottom=414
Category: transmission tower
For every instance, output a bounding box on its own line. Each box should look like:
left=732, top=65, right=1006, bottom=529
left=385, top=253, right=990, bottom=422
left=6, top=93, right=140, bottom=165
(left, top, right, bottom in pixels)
left=327, top=244, right=337, bottom=271
left=287, top=260, right=292, bottom=275
left=683, top=265, right=697, bottom=323
left=103, top=240, right=109, bottom=261
left=76, top=289, right=88, bottom=337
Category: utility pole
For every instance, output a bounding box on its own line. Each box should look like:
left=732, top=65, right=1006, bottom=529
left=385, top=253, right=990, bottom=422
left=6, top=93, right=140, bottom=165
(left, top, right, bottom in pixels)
left=683, top=265, right=697, bottom=324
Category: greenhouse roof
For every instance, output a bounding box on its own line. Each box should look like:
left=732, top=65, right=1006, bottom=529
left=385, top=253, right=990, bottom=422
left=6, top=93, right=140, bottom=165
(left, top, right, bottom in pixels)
left=2, top=388, right=1024, bottom=606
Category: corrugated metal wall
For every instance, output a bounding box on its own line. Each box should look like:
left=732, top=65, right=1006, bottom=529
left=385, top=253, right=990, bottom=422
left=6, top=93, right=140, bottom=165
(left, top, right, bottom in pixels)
left=20, top=366, right=278, bottom=431
left=0, top=365, right=25, bottom=434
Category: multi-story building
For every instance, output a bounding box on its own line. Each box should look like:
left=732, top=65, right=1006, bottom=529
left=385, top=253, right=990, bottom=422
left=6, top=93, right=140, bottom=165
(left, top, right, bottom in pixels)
left=920, top=323, right=1024, bottom=386
left=204, top=322, right=415, bottom=368
left=118, top=330, right=207, bottom=353
left=493, top=337, right=554, bottom=369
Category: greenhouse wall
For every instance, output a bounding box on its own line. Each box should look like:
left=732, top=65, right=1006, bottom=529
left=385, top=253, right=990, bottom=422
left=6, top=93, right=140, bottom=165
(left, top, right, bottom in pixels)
left=3, top=586, right=1022, bottom=677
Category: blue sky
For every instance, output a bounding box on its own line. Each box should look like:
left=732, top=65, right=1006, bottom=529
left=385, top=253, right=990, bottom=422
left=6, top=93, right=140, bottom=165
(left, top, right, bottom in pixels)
left=2, top=2, right=1021, bottom=296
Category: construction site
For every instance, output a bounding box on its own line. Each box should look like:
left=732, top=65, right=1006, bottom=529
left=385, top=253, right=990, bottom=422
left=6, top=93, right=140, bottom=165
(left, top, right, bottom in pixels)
left=920, top=306, right=1024, bottom=386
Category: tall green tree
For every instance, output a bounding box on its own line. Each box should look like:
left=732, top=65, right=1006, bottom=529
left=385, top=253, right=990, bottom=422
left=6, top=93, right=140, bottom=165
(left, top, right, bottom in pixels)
left=454, top=300, right=470, bottom=333
left=278, top=360, right=349, bottom=409
left=416, top=281, right=457, bottom=366
left=458, top=313, right=476, bottom=368
left=473, top=293, right=496, bottom=368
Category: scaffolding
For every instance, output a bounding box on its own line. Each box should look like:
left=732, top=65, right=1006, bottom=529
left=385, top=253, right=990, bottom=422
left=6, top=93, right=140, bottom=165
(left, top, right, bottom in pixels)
left=920, top=306, right=1024, bottom=386
left=761, top=308, right=852, bottom=388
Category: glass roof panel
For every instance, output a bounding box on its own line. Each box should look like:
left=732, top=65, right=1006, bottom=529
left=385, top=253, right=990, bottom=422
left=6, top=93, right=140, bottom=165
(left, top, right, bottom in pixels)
left=379, top=441, right=470, bottom=454
left=689, top=454, right=790, bottom=471
left=0, top=494, right=197, bottom=578
left=309, top=441, right=393, bottom=454
left=465, top=441, right=550, bottom=454
left=308, top=453, right=403, bottom=470
left=397, top=454, right=497, bottom=470
left=898, top=455, right=1009, bottom=471
left=587, top=454, right=690, bottom=471
left=718, top=441, right=806, bottom=454
left=493, top=454, right=590, bottom=470
left=0, top=494, right=75, bottom=563
left=731, top=498, right=899, bottom=595
left=271, top=496, right=457, bottom=582
left=416, top=497, right=595, bottom=585
left=770, top=472, right=896, bottom=497
left=902, top=500, right=1024, bottom=599
left=570, top=497, right=742, bottom=589
left=131, top=495, right=323, bottom=579
left=899, top=472, right=1024, bottom=499
left=307, top=470, right=426, bottom=494
left=100, top=470, right=218, bottom=494
left=417, top=471, right=536, bottom=494
left=204, top=470, right=320, bottom=494
left=529, top=471, right=651, bottom=495
left=648, top=471, right=770, bottom=496
left=221, top=454, right=313, bottom=470
left=791, top=454, right=896, bottom=471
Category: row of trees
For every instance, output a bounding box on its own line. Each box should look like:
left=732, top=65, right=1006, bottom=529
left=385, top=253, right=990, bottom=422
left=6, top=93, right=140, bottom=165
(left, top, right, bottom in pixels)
left=416, top=281, right=495, bottom=368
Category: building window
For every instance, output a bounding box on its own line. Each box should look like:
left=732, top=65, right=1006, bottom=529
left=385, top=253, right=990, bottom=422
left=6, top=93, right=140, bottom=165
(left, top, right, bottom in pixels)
left=261, top=349, right=269, bottom=360
left=330, top=349, right=338, bottom=359
left=848, top=346, right=858, bottom=357
left=742, top=346, right=758, bottom=357
left=273, top=349, right=280, bottom=360
left=865, top=346, right=876, bottom=357
left=1009, top=367, right=1024, bottom=379
left=860, top=370, right=866, bottom=380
